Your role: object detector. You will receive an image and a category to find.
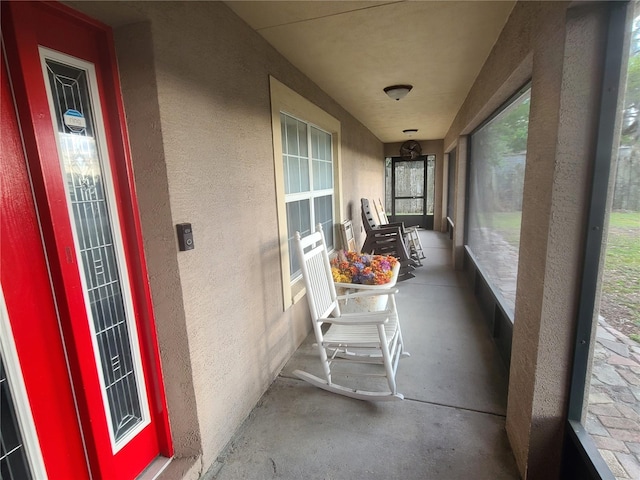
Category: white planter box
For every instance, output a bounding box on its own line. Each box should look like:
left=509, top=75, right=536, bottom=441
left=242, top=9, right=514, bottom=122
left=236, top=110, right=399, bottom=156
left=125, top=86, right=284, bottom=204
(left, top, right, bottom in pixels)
left=334, top=263, right=400, bottom=313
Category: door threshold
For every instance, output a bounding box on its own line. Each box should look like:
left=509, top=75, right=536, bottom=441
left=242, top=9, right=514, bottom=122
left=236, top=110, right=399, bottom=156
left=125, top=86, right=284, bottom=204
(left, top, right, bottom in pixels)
left=136, top=456, right=172, bottom=480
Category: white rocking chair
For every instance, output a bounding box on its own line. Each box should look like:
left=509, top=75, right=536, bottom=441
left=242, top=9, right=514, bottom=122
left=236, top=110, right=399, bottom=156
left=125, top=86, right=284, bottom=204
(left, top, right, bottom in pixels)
left=293, top=225, right=409, bottom=401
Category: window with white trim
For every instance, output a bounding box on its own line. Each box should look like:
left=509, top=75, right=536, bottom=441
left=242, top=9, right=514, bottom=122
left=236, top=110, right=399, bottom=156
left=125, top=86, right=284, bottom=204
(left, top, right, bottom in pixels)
left=281, top=113, right=334, bottom=277
left=270, top=76, right=342, bottom=309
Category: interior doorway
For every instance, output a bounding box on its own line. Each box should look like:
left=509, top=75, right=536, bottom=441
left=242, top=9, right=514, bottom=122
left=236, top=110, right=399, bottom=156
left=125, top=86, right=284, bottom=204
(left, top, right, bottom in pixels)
left=385, top=155, right=436, bottom=229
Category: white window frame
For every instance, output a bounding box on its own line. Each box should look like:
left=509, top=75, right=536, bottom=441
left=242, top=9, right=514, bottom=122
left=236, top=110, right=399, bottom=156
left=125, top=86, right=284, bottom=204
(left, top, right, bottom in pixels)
left=270, top=76, right=343, bottom=310
left=281, top=112, right=335, bottom=276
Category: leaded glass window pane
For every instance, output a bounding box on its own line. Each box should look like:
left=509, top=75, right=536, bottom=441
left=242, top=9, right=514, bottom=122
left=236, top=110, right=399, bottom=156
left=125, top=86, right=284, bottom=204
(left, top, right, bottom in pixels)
left=45, top=57, right=144, bottom=445
left=0, top=357, right=32, bottom=480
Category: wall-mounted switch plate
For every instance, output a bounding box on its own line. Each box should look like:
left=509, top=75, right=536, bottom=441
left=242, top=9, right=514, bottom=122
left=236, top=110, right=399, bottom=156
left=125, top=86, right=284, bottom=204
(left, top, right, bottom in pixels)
left=176, top=223, right=194, bottom=251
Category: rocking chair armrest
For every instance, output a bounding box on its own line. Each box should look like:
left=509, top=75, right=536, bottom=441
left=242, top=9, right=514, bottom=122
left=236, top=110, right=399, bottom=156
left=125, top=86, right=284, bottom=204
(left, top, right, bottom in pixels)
left=381, top=221, right=405, bottom=230
left=336, top=288, right=399, bottom=302
left=324, top=309, right=393, bottom=325
left=368, top=225, right=403, bottom=236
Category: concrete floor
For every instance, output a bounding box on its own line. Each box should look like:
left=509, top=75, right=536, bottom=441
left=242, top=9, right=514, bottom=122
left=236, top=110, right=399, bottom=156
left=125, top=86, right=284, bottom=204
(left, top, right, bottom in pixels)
left=209, top=231, right=520, bottom=480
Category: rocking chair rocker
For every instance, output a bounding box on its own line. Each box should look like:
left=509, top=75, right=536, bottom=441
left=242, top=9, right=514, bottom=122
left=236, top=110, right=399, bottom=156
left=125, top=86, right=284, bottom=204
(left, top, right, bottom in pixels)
left=293, top=225, right=409, bottom=401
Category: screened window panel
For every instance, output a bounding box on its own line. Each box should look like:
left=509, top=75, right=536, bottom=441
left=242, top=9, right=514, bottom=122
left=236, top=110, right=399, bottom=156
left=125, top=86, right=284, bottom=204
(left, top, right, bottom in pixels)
left=467, top=88, right=531, bottom=318
left=314, top=195, right=334, bottom=248
left=395, top=161, right=424, bottom=197
left=447, top=149, right=456, bottom=220
left=385, top=158, right=392, bottom=214
left=582, top=9, right=640, bottom=469
left=395, top=198, right=424, bottom=215
left=426, top=155, right=435, bottom=215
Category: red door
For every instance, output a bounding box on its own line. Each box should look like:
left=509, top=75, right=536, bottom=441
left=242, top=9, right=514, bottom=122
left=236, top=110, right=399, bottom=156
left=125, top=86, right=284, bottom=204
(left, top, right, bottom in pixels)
left=1, top=2, right=172, bottom=479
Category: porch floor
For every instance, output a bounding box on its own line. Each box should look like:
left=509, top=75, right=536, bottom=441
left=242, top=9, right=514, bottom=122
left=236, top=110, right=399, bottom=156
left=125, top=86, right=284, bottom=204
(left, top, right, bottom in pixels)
left=209, top=230, right=520, bottom=480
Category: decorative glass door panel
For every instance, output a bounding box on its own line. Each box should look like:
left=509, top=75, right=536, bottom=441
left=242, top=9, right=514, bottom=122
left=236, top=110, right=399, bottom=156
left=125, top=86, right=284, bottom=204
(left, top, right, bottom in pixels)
left=2, top=2, right=172, bottom=478
left=0, top=356, right=32, bottom=480
left=41, top=49, right=149, bottom=452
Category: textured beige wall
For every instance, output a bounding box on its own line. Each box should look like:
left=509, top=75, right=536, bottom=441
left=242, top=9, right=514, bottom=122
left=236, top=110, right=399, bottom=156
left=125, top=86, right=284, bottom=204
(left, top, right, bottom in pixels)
left=113, top=21, right=203, bottom=461
left=67, top=1, right=384, bottom=477
left=443, top=2, right=615, bottom=478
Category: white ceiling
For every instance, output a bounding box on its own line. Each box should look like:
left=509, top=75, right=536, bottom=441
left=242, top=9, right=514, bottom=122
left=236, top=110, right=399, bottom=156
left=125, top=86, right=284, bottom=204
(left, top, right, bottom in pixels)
left=226, top=1, right=515, bottom=143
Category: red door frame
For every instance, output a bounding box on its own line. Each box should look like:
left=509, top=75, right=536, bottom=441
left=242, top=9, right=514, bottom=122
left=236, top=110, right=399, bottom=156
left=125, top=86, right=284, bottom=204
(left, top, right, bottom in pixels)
left=2, top=1, right=173, bottom=478
left=2, top=51, right=92, bottom=480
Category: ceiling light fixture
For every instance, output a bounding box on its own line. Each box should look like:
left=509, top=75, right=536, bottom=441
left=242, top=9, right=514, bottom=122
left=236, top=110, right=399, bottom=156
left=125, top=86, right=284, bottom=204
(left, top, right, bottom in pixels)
left=384, top=84, right=413, bottom=101
left=403, top=129, right=418, bottom=136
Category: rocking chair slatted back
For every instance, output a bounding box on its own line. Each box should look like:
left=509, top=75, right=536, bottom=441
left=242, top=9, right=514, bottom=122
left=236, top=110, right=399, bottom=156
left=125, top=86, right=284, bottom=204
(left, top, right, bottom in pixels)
left=361, top=198, right=379, bottom=232
left=294, top=229, right=340, bottom=322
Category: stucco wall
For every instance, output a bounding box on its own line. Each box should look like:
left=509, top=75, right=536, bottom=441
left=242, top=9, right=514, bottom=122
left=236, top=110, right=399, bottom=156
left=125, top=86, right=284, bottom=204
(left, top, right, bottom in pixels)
left=67, top=1, right=385, bottom=477
left=443, top=2, right=614, bottom=478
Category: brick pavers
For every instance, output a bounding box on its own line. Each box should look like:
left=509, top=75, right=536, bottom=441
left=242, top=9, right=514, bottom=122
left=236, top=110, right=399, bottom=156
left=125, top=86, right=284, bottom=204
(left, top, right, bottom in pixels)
left=587, top=318, right=640, bottom=479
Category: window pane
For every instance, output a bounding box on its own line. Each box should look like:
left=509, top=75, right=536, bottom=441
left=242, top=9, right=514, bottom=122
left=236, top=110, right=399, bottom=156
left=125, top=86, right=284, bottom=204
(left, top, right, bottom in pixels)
left=299, top=122, right=308, bottom=157
left=285, top=157, right=306, bottom=193
left=283, top=156, right=291, bottom=193
left=311, top=127, right=332, bottom=191
left=286, top=199, right=311, bottom=276
left=285, top=115, right=299, bottom=156
left=310, top=128, right=318, bottom=159
left=467, top=87, right=531, bottom=318
left=314, top=195, right=333, bottom=249
left=300, top=157, right=310, bottom=192
left=280, top=113, right=287, bottom=153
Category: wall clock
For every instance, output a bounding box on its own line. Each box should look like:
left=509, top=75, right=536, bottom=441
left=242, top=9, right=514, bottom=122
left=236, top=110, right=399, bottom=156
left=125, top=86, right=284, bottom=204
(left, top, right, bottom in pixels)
left=400, top=140, right=422, bottom=159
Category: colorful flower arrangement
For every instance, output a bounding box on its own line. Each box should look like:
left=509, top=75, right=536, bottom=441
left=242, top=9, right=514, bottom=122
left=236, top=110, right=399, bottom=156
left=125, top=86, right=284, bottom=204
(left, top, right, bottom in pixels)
left=331, top=250, right=398, bottom=285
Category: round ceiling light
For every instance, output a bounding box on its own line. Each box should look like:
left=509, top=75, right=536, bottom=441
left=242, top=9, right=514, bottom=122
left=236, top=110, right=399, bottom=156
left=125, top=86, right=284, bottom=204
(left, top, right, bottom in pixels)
left=384, top=85, right=413, bottom=101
